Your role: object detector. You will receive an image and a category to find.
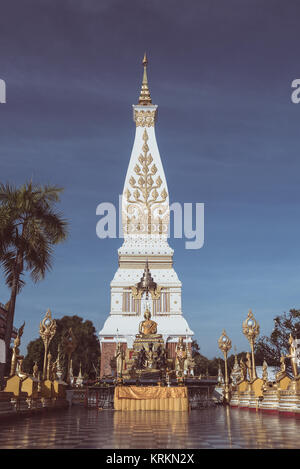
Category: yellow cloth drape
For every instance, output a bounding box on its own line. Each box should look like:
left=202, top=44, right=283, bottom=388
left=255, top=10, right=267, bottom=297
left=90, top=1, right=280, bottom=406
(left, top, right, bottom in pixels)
left=114, top=386, right=189, bottom=411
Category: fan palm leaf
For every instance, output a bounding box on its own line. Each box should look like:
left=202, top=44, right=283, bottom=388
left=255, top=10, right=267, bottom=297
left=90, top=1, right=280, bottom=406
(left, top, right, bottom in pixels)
left=0, top=181, right=69, bottom=382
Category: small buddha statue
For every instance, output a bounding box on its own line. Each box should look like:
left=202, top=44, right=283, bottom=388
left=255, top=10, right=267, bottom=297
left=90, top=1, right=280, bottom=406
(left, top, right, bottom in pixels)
left=246, top=352, right=252, bottom=381
left=239, top=358, right=247, bottom=382
left=10, top=322, right=25, bottom=377
left=175, top=338, right=187, bottom=377
left=146, top=343, right=155, bottom=368
left=16, top=357, right=27, bottom=379
left=51, top=360, right=57, bottom=381
left=286, top=334, right=299, bottom=378
left=33, top=362, right=39, bottom=379
left=275, top=355, right=287, bottom=382
left=138, top=308, right=158, bottom=336
left=262, top=359, right=269, bottom=390
left=115, top=342, right=125, bottom=377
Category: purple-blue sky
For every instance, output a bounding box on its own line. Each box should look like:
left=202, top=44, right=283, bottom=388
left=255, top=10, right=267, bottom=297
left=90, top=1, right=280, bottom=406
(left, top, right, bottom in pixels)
left=1, top=0, right=300, bottom=358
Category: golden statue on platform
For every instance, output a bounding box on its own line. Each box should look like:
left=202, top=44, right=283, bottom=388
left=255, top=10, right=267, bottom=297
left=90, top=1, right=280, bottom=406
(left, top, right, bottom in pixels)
left=239, top=358, right=247, bottom=382
left=10, top=322, right=25, bottom=377
left=246, top=352, right=252, bottom=381
left=286, top=334, right=299, bottom=378
left=115, top=342, right=125, bottom=378
left=125, top=302, right=166, bottom=376
left=138, top=307, right=158, bottom=337
left=175, top=337, right=187, bottom=377
left=32, top=362, right=39, bottom=379
left=262, top=360, right=269, bottom=390
left=275, top=355, right=287, bottom=382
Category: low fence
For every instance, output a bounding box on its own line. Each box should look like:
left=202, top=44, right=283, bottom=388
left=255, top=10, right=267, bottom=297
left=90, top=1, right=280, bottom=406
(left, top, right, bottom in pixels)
left=84, top=387, right=115, bottom=409
left=77, top=383, right=217, bottom=410
left=188, top=385, right=217, bottom=409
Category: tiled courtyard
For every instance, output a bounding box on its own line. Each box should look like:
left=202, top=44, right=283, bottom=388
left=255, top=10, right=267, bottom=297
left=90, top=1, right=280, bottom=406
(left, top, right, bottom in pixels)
left=0, top=406, right=299, bottom=449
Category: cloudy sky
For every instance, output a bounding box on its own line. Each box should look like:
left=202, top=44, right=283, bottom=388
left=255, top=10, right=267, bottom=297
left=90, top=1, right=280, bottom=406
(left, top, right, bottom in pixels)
left=1, top=0, right=300, bottom=358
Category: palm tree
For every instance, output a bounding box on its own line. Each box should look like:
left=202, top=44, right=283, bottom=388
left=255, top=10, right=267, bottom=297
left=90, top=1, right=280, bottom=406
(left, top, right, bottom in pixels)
left=0, top=182, right=68, bottom=385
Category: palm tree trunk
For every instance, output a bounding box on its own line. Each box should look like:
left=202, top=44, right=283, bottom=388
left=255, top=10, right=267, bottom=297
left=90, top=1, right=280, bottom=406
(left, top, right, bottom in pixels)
left=4, top=278, right=18, bottom=355
left=0, top=255, right=21, bottom=389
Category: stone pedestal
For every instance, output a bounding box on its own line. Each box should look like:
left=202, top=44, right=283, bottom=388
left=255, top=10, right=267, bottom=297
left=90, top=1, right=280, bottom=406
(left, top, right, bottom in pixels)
left=278, top=390, right=298, bottom=416
left=247, top=378, right=264, bottom=411
left=259, top=385, right=279, bottom=413
left=248, top=390, right=261, bottom=411
left=238, top=390, right=251, bottom=408
left=229, top=389, right=239, bottom=407
left=124, top=335, right=165, bottom=377
left=278, top=380, right=300, bottom=417
left=237, top=381, right=250, bottom=408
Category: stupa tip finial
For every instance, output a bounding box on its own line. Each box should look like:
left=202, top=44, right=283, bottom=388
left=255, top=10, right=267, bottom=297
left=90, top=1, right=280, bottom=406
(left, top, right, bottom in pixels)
left=142, top=52, right=148, bottom=66
left=138, top=52, right=152, bottom=105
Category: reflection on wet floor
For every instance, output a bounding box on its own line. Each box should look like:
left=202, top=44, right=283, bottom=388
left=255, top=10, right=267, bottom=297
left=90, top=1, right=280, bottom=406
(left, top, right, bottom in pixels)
left=0, top=406, right=299, bottom=448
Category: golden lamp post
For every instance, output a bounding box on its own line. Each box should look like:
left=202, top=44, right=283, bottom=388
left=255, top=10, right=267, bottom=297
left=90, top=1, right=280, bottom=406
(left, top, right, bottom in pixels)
left=242, top=309, right=260, bottom=381
left=218, top=329, right=232, bottom=404
left=62, top=328, right=77, bottom=384
left=39, top=309, right=57, bottom=380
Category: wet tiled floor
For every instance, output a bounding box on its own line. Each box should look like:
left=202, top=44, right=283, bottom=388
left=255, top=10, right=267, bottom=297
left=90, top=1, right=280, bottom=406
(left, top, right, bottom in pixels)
left=0, top=407, right=300, bottom=448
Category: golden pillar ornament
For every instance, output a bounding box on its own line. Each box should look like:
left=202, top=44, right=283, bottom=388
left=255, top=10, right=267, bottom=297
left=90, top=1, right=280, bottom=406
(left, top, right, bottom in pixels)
left=218, top=329, right=232, bottom=404
left=39, top=309, right=56, bottom=380
left=242, top=310, right=260, bottom=381
left=56, top=343, right=63, bottom=381
left=47, top=351, right=52, bottom=380
left=62, top=328, right=77, bottom=384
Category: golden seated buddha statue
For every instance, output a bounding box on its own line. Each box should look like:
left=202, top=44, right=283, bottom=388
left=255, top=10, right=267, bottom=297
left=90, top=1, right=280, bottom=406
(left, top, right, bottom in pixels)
left=137, top=308, right=161, bottom=338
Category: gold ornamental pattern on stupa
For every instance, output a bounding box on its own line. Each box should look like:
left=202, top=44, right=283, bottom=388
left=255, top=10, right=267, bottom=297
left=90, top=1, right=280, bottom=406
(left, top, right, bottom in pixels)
left=134, top=109, right=156, bottom=127
left=123, top=129, right=169, bottom=236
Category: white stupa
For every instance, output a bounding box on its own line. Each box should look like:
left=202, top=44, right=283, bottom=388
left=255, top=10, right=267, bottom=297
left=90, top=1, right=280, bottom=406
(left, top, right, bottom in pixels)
left=99, top=54, right=194, bottom=377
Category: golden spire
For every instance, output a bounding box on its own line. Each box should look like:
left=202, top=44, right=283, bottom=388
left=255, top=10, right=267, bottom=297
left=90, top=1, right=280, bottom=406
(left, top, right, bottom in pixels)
left=138, top=52, right=152, bottom=105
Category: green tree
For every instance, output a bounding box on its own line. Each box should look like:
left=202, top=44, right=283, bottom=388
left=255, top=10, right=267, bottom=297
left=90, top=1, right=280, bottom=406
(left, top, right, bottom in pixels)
left=23, top=315, right=100, bottom=381
left=191, top=340, right=221, bottom=376
left=255, top=308, right=300, bottom=371
left=0, top=182, right=68, bottom=385
left=22, top=338, right=44, bottom=375
left=192, top=340, right=251, bottom=379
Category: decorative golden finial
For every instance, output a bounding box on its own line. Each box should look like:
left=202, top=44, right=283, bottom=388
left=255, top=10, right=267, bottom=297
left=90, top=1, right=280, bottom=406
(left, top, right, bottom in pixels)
left=138, top=52, right=152, bottom=105
left=40, top=309, right=56, bottom=380
left=242, top=309, right=260, bottom=382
